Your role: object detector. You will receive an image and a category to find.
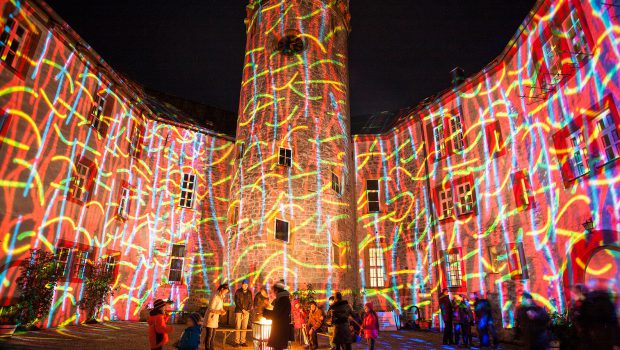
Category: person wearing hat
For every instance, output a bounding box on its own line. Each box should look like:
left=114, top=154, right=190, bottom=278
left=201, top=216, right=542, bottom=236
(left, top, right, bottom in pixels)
left=263, top=281, right=292, bottom=350
left=234, top=279, right=253, bottom=347
left=148, top=299, right=174, bottom=350
left=174, top=312, right=202, bottom=350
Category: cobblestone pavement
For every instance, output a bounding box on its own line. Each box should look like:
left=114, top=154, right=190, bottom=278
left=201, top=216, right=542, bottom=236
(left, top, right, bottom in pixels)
left=0, top=322, right=523, bottom=350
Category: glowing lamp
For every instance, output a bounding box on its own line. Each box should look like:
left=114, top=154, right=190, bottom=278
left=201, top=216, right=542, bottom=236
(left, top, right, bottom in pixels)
left=582, top=218, right=594, bottom=233
left=252, top=318, right=273, bottom=350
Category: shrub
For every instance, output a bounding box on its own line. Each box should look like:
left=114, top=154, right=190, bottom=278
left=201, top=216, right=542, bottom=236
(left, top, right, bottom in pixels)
left=15, top=249, right=59, bottom=327
left=78, top=261, right=116, bottom=323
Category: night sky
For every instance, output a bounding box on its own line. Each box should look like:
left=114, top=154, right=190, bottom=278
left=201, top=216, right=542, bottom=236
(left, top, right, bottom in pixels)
left=45, top=0, right=537, bottom=118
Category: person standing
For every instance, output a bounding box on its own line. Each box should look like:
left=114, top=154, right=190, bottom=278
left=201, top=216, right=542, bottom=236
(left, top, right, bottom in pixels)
left=439, top=288, right=454, bottom=345
left=569, top=285, right=588, bottom=350
left=148, top=299, right=174, bottom=350
left=204, top=284, right=229, bottom=350
left=360, top=302, right=379, bottom=350
left=580, top=282, right=620, bottom=350
left=174, top=312, right=202, bottom=350
left=253, top=287, right=270, bottom=320
left=326, top=296, right=336, bottom=350
left=329, top=292, right=355, bottom=350
left=307, top=301, right=325, bottom=350
left=472, top=292, right=499, bottom=349
left=263, top=281, right=292, bottom=350
left=515, top=291, right=549, bottom=350
left=234, top=279, right=253, bottom=347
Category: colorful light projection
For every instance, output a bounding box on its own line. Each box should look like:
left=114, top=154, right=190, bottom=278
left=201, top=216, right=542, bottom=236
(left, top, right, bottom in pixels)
left=228, top=0, right=357, bottom=296
left=354, top=0, right=620, bottom=327
left=0, top=0, right=234, bottom=327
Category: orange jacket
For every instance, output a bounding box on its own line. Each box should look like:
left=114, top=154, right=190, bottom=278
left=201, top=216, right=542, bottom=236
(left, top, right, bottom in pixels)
left=148, top=311, right=173, bottom=349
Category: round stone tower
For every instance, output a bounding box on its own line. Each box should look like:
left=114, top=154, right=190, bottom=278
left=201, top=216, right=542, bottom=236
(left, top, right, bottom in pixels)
left=227, top=0, right=356, bottom=295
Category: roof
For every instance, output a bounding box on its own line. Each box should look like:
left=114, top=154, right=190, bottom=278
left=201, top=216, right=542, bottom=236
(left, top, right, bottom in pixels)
left=351, top=107, right=416, bottom=135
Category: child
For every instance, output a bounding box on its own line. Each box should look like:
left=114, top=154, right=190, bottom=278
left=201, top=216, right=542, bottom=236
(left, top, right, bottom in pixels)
left=361, top=302, right=379, bottom=350
left=148, top=299, right=174, bottom=350
left=292, top=299, right=307, bottom=344
left=173, top=312, right=202, bottom=350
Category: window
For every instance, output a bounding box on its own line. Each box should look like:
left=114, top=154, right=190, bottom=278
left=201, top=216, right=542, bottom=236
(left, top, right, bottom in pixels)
left=366, top=180, right=380, bottom=212
left=117, top=184, right=131, bottom=220
left=455, top=182, right=474, bottom=215
left=542, top=35, right=564, bottom=85
left=562, top=11, right=590, bottom=66
left=368, top=247, right=386, bottom=288
left=168, top=244, right=185, bottom=283
left=230, top=205, right=239, bottom=226
left=569, top=130, right=589, bottom=177
left=73, top=250, right=89, bottom=280
left=89, top=94, right=108, bottom=136
left=0, top=17, right=27, bottom=71
left=512, top=170, right=534, bottom=211
left=56, top=247, right=71, bottom=278
left=331, top=172, right=341, bottom=195
left=332, top=241, right=349, bottom=269
left=104, top=254, right=119, bottom=276
left=179, top=173, right=196, bottom=208
left=437, top=187, right=453, bottom=219
left=129, top=118, right=144, bottom=159
left=445, top=249, right=463, bottom=288
left=278, top=147, right=292, bottom=167
left=275, top=219, right=290, bottom=243
left=70, top=158, right=95, bottom=204
left=485, top=120, right=506, bottom=158
left=593, top=109, right=620, bottom=164
left=432, top=123, right=445, bottom=159
left=506, top=242, right=529, bottom=280
left=237, top=142, right=245, bottom=160
left=448, top=114, right=465, bottom=152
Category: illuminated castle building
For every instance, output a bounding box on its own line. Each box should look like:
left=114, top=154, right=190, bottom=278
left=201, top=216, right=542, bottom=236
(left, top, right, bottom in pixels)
left=0, top=0, right=619, bottom=330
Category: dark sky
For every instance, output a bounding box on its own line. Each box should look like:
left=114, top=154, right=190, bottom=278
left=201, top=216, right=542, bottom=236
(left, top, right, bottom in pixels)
left=45, top=0, right=536, bottom=117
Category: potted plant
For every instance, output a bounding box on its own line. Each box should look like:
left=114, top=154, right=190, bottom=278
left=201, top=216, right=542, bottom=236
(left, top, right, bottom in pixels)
left=548, top=311, right=571, bottom=350
left=0, top=305, right=18, bottom=337
left=79, top=260, right=116, bottom=324
left=15, top=249, right=59, bottom=331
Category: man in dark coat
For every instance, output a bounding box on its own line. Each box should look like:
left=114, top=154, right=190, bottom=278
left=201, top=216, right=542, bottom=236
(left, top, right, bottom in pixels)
left=472, top=292, right=499, bottom=349
left=234, top=279, right=253, bottom=346
left=328, top=292, right=355, bottom=350
left=263, top=282, right=292, bottom=350
left=439, top=288, right=454, bottom=345
left=580, top=284, right=620, bottom=350
left=515, top=291, right=549, bottom=350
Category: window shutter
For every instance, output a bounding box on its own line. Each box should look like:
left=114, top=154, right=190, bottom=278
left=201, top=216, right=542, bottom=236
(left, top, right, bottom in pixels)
left=468, top=175, right=478, bottom=215
left=552, top=126, right=573, bottom=187
left=425, top=122, right=435, bottom=160
left=101, top=93, right=114, bottom=136
left=512, top=171, right=526, bottom=210
left=16, top=29, right=39, bottom=77
left=444, top=116, right=453, bottom=156
left=485, top=120, right=506, bottom=158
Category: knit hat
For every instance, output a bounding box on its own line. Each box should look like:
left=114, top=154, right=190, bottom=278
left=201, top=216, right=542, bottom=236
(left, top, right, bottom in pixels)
left=242, top=279, right=249, bottom=285
left=189, top=312, right=201, bottom=325
left=153, top=299, right=167, bottom=309
left=365, top=302, right=374, bottom=309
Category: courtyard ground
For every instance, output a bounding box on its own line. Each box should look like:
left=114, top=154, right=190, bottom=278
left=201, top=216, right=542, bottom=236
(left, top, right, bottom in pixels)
left=0, top=322, right=522, bottom=350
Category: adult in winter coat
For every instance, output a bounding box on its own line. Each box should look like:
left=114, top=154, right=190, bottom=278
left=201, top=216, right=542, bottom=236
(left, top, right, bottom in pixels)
left=472, top=292, right=499, bottom=349
left=204, top=284, right=229, bottom=350
left=263, top=282, right=292, bottom=350
left=329, top=292, right=355, bottom=350
left=361, top=302, right=379, bottom=350
left=439, top=288, right=454, bottom=345
left=253, top=287, right=270, bottom=320
left=148, top=299, right=174, bottom=350
left=580, top=283, right=620, bottom=350
left=307, top=301, right=325, bottom=350
left=515, top=292, right=549, bottom=350
left=234, top=279, right=253, bottom=346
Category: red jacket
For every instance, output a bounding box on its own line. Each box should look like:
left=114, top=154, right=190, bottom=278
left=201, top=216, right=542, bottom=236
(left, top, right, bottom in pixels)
left=148, top=311, right=173, bottom=349
left=362, top=312, right=379, bottom=339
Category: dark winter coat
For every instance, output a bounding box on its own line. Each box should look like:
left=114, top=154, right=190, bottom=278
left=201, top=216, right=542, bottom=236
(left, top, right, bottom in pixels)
left=439, top=294, right=453, bottom=322
left=234, top=288, right=253, bottom=313
left=263, top=290, right=292, bottom=350
left=515, top=303, right=549, bottom=350
left=580, top=290, right=620, bottom=349
left=329, top=300, right=355, bottom=344
left=176, top=325, right=201, bottom=350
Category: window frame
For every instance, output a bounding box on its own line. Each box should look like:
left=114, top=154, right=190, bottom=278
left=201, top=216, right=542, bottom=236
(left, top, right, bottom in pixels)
left=568, top=130, right=590, bottom=177
left=512, top=170, right=535, bottom=211
left=68, top=157, right=96, bottom=205
left=365, top=179, right=380, bottom=213
left=179, top=173, right=196, bottom=209
left=168, top=244, right=186, bottom=284
left=89, top=93, right=108, bottom=136
left=274, top=219, right=290, bottom=243
left=485, top=119, right=506, bottom=158
left=278, top=147, right=292, bottom=167
left=54, top=240, right=93, bottom=283
left=117, top=181, right=132, bottom=221
left=448, top=113, right=465, bottom=153
left=0, top=8, right=40, bottom=79
left=561, top=10, right=590, bottom=67
left=129, top=115, right=145, bottom=159
left=454, top=181, right=474, bottom=216
left=506, top=242, right=529, bottom=280
left=444, top=248, right=463, bottom=289
left=331, top=171, right=341, bottom=195
left=436, top=186, right=454, bottom=220
left=367, top=246, right=386, bottom=289
left=0, top=17, right=27, bottom=71
left=593, top=109, right=620, bottom=165
left=237, top=142, right=245, bottom=160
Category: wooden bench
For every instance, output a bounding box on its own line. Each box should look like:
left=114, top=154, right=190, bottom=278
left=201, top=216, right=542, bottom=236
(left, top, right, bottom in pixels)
left=216, top=328, right=252, bottom=349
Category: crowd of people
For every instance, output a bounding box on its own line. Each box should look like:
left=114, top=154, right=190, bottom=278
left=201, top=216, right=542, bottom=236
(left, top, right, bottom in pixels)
left=439, top=282, right=620, bottom=350
left=146, top=280, right=379, bottom=350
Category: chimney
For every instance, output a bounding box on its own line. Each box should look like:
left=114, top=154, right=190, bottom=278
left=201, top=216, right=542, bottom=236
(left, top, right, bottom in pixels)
left=450, top=67, right=465, bottom=89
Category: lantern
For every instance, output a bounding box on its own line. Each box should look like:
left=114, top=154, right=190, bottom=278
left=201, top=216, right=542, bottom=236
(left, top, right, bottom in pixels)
left=252, top=318, right=273, bottom=350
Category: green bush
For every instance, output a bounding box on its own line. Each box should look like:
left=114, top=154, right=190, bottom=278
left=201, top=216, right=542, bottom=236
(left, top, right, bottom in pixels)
left=78, top=261, right=116, bottom=323
left=15, top=249, right=59, bottom=327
